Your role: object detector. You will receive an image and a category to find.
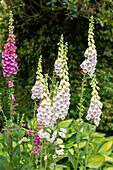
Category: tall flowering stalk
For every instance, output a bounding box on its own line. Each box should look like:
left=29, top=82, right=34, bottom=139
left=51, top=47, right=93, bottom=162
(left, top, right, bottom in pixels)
left=86, top=75, right=103, bottom=126
left=80, top=16, right=97, bottom=78
left=31, top=55, right=44, bottom=100
left=30, top=35, right=70, bottom=169
left=1, top=11, right=18, bottom=123
left=2, top=11, right=18, bottom=77
left=76, top=16, right=100, bottom=170
left=1, top=11, right=18, bottom=170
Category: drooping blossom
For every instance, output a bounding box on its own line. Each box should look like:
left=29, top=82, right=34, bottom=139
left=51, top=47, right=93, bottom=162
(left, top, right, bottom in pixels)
left=31, top=56, right=44, bottom=100
left=2, top=11, right=18, bottom=77
left=86, top=75, right=103, bottom=126
left=80, top=16, right=97, bottom=78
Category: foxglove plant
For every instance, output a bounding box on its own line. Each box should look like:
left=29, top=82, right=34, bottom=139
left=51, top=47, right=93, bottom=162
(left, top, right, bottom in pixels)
left=80, top=16, right=97, bottom=78
left=53, top=34, right=70, bottom=121
left=2, top=11, right=18, bottom=77
left=31, top=55, right=44, bottom=100
left=86, top=75, right=103, bottom=126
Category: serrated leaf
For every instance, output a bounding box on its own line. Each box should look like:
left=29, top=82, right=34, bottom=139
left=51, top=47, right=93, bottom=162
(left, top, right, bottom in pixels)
left=68, top=151, right=76, bottom=168
left=87, top=154, right=105, bottom=168
left=58, top=119, right=72, bottom=128
left=98, top=141, right=113, bottom=154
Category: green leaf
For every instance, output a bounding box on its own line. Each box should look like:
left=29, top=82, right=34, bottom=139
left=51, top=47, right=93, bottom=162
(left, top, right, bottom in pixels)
left=92, top=132, right=106, bottom=137
left=68, top=151, right=76, bottom=168
left=0, top=133, right=4, bottom=140
left=13, top=146, right=20, bottom=159
left=74, top=141, right=86, bottom=149
left=87, top=154, right=105, bottom=168
left=49, top=163, right=68, bottom=170
left=58, top=119, right=73, bottom=128
left=102, top=155, right=113, bottom=163
left=0, top=155, right=9, bottom=168
left=103, top=167, right=113, bottom=170
left=0, top=162, right=5, bottom=170
left=98, top=141, right=113, bottom=154
left=65, top=142, right=74, bottom=148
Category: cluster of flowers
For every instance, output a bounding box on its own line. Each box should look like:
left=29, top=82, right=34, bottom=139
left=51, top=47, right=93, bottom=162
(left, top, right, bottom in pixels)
left=35, top=35, right=70, bottom=129
left=2, top=11, right=18, bottom=77
left=18, top=137, right=30, bottom=144
left=31, top=55, right=44, bottom=100
left=80, top=16, right=97, bottom=78
left=86, top=75, right=103, bottom=126
left=33, top=134, right=42, bottom=155
left=38, top=128, right=66, bottom=156
left=28, top=124, right=43, bottom=155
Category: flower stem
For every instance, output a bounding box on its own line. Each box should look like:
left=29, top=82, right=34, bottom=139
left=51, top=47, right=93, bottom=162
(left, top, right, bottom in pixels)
left=84, top=122, right=93, bottom=170
left=75, top=74, right=87, bottom=170
left=40, top=140, right=43, bottom=170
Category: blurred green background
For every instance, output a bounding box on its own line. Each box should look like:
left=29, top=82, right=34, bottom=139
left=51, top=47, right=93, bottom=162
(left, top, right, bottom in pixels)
left=0, top=0, right=113, bottom=135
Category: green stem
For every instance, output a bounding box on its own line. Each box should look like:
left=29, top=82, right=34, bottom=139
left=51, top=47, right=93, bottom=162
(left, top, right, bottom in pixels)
left=10, top=135, right=13, bottom=170
left=44, top=139, right=47, bottom=170
left=75, top=74, right=86, bottom=170
left=40, top=140, right=43, bottom=170
left=84, top=123, right=93, bottom=170
left=54, top=120, right=59, bottom=170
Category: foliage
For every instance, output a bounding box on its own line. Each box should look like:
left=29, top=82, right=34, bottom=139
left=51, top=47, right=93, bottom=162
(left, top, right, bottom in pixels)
left=0, top=119, right=113, bottom=169
left=0, top=0, right=113, bottom=136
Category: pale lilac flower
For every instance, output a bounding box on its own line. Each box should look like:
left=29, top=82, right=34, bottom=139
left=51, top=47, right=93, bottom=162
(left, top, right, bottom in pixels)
left=31, top=56, right=44, bottom=100
left=56, top=138, right=63, bottom=144
left=86, top=76, right=102, bottom=126
left=59, top=132, right=66, bottom=138
left=56, top=149, right=64, bottom=155
left=60, top=128, right=67, bottom=133
left=44, top=155, right=47, bottom=161
left=52, top=154, right=57, bottom=159
left=80, top=16, right=97, bottom=78
left=59, top=145, right=65, bottom=149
